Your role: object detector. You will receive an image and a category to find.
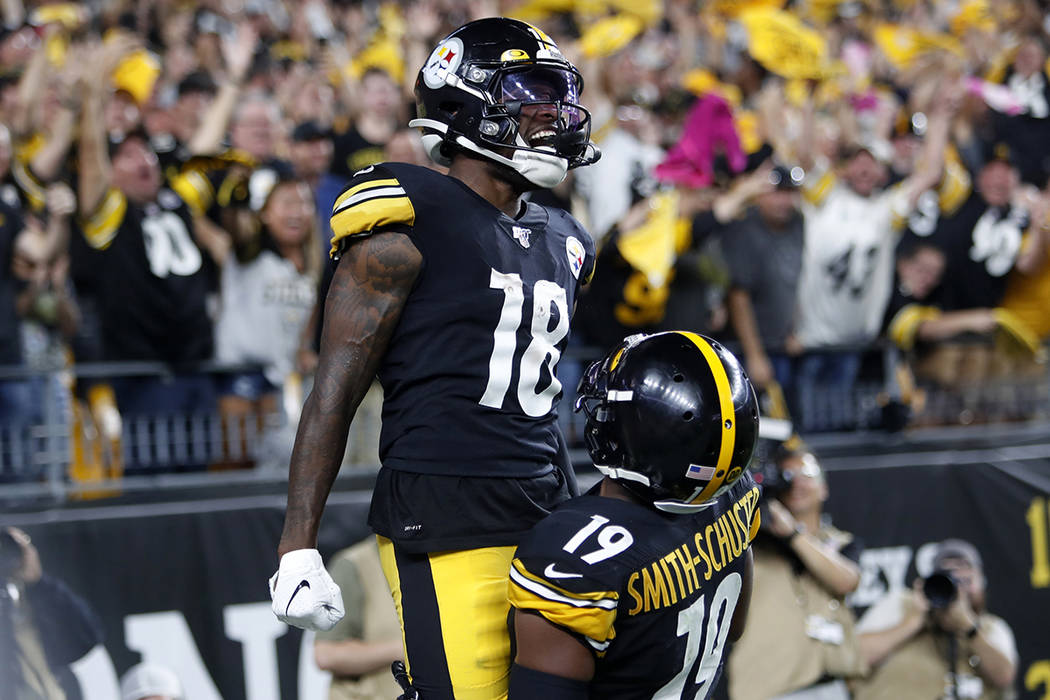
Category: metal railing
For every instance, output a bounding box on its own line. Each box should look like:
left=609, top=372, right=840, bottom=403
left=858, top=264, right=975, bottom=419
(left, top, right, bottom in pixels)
left=2, top=338, right=1049, bottom=503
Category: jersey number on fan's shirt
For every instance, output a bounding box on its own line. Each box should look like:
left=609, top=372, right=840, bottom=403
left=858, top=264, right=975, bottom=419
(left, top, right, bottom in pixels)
left=142, top=211, right=202, bottom=278
left=481, top=268, right=570, bottom=417
left=654, top=572, right=742, bottom=700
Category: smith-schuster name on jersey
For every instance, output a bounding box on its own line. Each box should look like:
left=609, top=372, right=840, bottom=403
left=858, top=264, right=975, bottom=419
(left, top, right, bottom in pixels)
left=330, top=163, right=595, bottom=478
left=509, top=474, right=760, bottom=700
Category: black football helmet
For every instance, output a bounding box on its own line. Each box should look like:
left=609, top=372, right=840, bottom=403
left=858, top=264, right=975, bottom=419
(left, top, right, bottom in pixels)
left=575, top=332, right=760, bottom=513
left=409, top=17, right=600, bottom=188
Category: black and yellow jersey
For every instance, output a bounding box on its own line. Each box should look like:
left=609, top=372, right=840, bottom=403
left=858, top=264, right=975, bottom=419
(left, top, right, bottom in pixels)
left=509, top=473, right=760, bottom=700
left=70, top=188, right=214, bottom=363
left=329, top=162, right=595, bottom=478
left=169, top=151, right=255, bottom=220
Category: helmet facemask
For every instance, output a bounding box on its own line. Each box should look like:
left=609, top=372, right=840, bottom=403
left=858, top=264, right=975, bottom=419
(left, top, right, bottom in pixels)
left=412, top=48, right=600, bottom=187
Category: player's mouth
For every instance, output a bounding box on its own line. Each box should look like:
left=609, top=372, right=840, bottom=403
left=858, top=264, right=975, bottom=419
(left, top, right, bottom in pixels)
left=527, top=129, right=557, bottom=148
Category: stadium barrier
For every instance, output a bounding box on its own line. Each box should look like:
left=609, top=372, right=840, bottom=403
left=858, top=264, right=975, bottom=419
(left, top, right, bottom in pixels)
left=0, top=450, right=1046, bottom=700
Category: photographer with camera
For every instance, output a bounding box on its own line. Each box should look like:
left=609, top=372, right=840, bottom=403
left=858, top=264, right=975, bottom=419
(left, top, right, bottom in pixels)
left=854, top=539, right=1017, bottom=700
left=727, top=445, right=866, bottom=700
left=0, top=527, right=103, bottom=699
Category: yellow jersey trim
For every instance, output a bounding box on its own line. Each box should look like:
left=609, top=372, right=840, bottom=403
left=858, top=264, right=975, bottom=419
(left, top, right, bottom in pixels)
left=81, top=189, right=128, bottom=250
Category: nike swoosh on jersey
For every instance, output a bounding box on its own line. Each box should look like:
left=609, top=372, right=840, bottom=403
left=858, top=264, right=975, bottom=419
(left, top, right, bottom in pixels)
left=286, top=579, right=311, bottom=616
left=544, top=563, right=584, bottom=579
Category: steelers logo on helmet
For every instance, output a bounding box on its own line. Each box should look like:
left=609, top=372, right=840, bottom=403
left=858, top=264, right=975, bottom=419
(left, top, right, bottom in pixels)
left=575, top=331, right=760, bottom=514
left=422, top=37, right=464, bottom=90
left=408, top=17, right=600, bottom=188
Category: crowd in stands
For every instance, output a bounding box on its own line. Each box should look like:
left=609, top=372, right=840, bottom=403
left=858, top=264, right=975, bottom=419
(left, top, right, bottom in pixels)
left=2, top=0, right=1050, bottom=480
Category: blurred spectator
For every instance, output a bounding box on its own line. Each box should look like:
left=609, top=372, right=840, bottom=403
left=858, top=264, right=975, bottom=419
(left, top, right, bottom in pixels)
left=331, top=68, right=402, bottom=178
left=120, top=662, right=184, bottom=700
left=990, top=33, right=1050, bottom=187
left=314, top=537, right=404, bottom=700
left=894, top=144, right=1050, bottom=400
left=728, top=446, right=865, bottom=700
left=723, top=163, right=806, bottom=398
left=789, top=93, right=955, bottom=431
left=229, top=91, right=292, bottom=211
left=214, top=175, right=319, bottom=462
left=576, top=95, right=770, bottom=348
left=926, top=143, right=1048, bottom=314
left=574, top=102, right=664, bottom=244
left=288, top=120, right=343, bottom=257
left=855, top=539, right=1018, bottom=700
left=1000, top=173, right=1050, bottom=345
left=151, top=71, right=218, bottom=181
left=0, top=527, right=104, bottom=698
left=73, top=43, right=216, bottom=464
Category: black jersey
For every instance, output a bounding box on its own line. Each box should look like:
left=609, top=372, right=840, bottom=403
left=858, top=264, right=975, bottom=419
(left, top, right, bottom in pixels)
left=509, top=474, right=760, bottom=700
left=330, top=162, right=595, bottom=478
left=928, top=192, right=1028, bottom=311
left=71, top=188, right=214, bottom=363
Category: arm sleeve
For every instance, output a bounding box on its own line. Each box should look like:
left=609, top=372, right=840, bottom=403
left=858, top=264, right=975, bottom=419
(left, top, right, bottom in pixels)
left=24, top=574, right=104, bottom=666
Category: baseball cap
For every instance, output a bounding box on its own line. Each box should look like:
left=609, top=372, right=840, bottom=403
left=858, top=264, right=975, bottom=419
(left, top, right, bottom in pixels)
left=120, top=663, right=183, bottom=700
left=839, top=137, right=892, bottom=165
left=982, top=141, right=1017, bottom=169
left=177, top=71, right=218, bottom=98
left=291, top=120, right=332, bottom=142
left=932, top=538, right=983, bottom=571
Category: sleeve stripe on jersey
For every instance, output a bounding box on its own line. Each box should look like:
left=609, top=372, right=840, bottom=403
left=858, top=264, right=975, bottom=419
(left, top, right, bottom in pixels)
left=81, top=189, right=128, bottom=250
left=329, top=195, right=416, bottom=257
left=803, top=170, right=836, bottom=206
left=11, top=159, right=46, bottom=211
left=510, top=563, right=619, bottom=644
left=509, top=560, right=618, bottom=610
left=333, top=178, right=402, bottom=213
left=334, top=186, right=407, bottom=213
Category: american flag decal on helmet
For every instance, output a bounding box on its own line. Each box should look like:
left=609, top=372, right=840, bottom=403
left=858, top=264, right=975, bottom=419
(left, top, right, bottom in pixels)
left=686, top=464, right=716, bottom=480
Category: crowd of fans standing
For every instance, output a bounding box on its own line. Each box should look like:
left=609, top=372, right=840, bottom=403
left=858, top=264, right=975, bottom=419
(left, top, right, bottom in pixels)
left=2, top=0, right=1050, bottom=479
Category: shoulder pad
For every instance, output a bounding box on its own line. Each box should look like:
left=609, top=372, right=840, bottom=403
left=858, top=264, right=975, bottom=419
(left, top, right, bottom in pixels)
left=329, top=164, right=416, bottom=258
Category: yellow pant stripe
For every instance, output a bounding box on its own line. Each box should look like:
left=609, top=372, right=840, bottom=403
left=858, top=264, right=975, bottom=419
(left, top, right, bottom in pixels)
left=427, top=546, right=516, bottom=700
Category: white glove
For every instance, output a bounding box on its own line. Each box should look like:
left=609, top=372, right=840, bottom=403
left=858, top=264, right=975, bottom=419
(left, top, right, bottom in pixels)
left=269, top=549, right=345, bottom=631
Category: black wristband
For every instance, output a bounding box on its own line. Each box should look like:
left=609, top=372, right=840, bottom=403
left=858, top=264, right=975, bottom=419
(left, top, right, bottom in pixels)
left=509, top=663, right=589, bottom=700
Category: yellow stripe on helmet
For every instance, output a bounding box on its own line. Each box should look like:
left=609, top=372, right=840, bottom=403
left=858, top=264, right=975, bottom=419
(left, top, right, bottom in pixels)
left=676, top=331, right=737, bottom=503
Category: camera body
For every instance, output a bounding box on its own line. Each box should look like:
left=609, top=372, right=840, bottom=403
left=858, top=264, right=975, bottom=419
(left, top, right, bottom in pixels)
left=751, top=459, right=795, bottom=501
left=922, top=569, right=959, bottom=609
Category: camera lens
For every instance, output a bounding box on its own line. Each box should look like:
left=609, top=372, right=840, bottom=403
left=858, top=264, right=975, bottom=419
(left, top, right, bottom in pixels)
left=923, top=570, right=958, bottom=609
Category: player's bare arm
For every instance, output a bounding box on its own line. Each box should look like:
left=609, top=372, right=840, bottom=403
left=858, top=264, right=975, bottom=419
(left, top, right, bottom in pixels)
left=278, top=231, right=422, bottom=556
left=514, top=611, right=595, bottom=681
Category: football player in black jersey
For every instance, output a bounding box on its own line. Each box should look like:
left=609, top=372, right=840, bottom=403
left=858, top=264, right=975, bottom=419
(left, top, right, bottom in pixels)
left=508, top=331, right=761, bottom=700
left=270, top=17, right=600, bottom=700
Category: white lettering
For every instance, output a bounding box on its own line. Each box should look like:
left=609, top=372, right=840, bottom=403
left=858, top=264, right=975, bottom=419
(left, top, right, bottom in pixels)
left=125, top=611, right=223, bottom=700
left=224, top=602, right=287, bottom=700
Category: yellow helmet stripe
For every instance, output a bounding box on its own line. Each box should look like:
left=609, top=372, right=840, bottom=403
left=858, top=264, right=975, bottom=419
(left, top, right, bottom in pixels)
left=676, top=332, right=736, bottom=503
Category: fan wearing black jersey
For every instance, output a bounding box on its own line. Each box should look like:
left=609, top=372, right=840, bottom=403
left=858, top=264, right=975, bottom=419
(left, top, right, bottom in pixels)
left=270, top=18, right=600, bottom=700
left=508, top=331, right=761, bottom=700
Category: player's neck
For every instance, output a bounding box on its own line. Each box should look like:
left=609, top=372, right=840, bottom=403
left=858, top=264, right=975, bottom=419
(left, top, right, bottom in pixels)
left=448, top=158, right=524, bottom=217
left=599, top=478, right=648, bottom=507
